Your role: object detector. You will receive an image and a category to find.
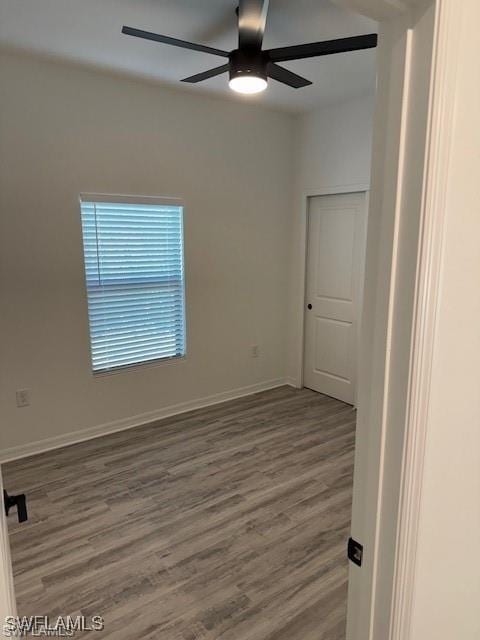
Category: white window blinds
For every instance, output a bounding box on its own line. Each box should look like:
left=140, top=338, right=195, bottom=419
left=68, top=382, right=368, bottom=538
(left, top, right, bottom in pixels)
left=80, top=197, right=186, bottom=373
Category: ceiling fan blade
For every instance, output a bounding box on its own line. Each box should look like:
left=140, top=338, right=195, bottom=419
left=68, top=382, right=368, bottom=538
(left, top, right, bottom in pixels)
left=266, top=33, right=378, bottom=63
left=238, top=0, right=269, bottom=50
left=122, top=26, right=229, bottom=58
left=181, top=64, right=230, bottom=83
left=267, top=63, right=312, bottom=89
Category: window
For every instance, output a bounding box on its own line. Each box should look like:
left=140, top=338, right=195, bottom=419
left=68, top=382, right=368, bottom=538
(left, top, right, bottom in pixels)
left=80, top=195, right=186, bottom=373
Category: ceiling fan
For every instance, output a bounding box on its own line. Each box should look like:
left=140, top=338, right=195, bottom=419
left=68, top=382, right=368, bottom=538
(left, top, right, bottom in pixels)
left=122, top=0, right=377, bottom=95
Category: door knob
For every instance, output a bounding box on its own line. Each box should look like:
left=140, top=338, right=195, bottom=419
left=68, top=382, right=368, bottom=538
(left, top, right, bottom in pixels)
left=307, top=303, right=312, bottom=310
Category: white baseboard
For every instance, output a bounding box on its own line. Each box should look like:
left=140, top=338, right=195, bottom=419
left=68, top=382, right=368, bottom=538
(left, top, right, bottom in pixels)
left=285, top=376, right=301, bottom=388
left=0, top=378, right=288, bottom=463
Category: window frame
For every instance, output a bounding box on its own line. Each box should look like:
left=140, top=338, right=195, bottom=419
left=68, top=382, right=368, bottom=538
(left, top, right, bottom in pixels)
left=79, top=193, right=187, bottom=376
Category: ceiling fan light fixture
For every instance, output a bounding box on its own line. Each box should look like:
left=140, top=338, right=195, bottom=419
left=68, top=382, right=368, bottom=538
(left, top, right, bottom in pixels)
left=228, top=49, right=268, bottom=94
left=229, top=73, right=267, bottom=94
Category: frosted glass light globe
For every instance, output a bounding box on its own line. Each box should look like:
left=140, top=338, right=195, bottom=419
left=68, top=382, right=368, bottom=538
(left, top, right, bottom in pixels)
left=229, top=75, right=267, bottom=94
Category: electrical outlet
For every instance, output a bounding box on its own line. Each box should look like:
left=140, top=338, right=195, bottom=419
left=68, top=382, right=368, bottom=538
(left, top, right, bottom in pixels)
left=251, top=345, right=260, bottom=358
left=16, top=389, right=30, bottom=408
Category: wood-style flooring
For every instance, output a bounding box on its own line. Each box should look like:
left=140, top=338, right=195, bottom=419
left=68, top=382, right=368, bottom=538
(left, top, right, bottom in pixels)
left=3, top=386, right=356, bottom=639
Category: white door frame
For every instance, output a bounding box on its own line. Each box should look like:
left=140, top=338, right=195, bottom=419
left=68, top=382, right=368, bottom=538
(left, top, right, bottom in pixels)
left=298, top=185, right=370, bottom=400
left=330, top=1, right=466, bottom=639
left=0, top=472, right=16, bottom=633
left=382, top=2, right=465, bottom=637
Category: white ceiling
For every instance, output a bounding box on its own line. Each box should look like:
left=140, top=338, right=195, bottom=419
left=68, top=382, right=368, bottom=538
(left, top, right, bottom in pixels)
left=0, top=0, right=378, bottom=112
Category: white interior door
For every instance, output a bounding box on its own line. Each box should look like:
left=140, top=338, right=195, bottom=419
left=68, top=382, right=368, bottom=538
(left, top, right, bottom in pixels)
left=303, top=192, right=367, bottom=404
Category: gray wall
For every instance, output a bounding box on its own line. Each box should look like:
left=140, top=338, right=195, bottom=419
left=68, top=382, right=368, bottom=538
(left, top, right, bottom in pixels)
left=0, top=52, right=376, bottom=456
left=0, top=52, right=295, bottom=453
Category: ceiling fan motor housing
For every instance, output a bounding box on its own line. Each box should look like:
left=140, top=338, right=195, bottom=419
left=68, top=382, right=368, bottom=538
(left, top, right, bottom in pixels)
left=229, top=49, right=268, bottom=83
